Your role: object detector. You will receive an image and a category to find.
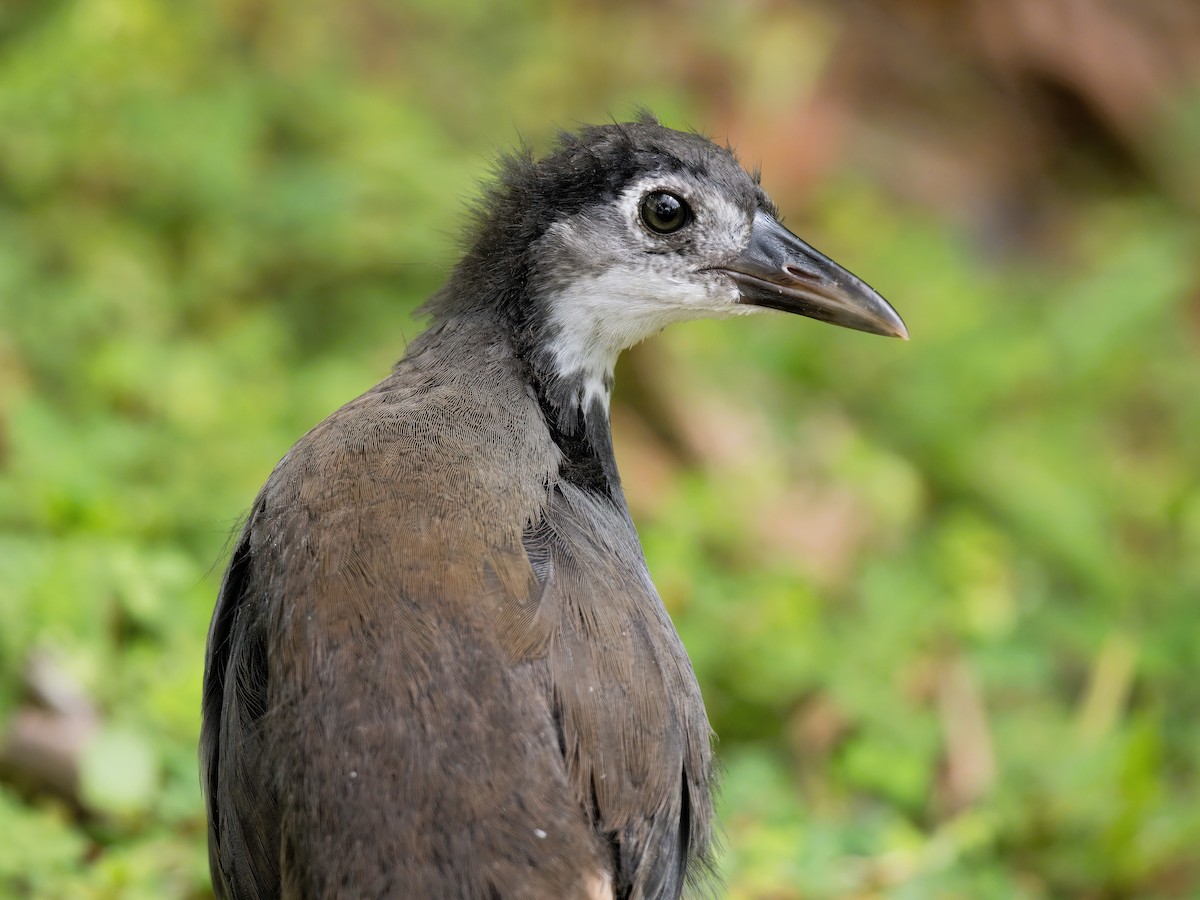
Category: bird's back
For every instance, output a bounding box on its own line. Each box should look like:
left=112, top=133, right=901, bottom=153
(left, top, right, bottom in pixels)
left=201, top=315, right=714, bottom=899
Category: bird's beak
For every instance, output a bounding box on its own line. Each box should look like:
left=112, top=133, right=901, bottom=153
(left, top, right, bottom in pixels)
left=715, top=211, right=908, bottom=339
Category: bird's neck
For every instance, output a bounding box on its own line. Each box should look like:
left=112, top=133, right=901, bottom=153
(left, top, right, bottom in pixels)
left=416, top=310, right=627, bottom=503
left=527, top=353, right=624, bottom=503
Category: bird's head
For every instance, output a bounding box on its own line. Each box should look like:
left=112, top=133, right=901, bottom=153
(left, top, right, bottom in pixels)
left=431, top=115, right=906, bottom=414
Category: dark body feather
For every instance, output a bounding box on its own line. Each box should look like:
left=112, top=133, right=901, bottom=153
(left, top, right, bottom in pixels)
left=201, top=313, right=714, bottom=898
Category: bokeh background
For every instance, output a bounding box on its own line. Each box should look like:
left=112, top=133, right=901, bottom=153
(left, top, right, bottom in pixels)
left=2, top=0, right=1199, bottom=897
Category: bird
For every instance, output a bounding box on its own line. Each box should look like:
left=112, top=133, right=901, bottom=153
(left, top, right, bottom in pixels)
left=201, top=113, right=906, bottom=900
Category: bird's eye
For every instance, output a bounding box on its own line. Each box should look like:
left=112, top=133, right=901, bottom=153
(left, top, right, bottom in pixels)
left=639, top=191, right=691, bottom=234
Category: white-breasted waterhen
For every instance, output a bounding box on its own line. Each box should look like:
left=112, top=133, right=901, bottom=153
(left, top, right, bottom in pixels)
left=201, top=115, right=906, bottom=900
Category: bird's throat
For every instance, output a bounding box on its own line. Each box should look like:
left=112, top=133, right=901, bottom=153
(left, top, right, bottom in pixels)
left=529, top=361, right=623, bottom=502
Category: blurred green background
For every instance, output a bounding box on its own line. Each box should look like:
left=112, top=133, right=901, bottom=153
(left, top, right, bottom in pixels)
left=2, top=0, right=1199, bottom=897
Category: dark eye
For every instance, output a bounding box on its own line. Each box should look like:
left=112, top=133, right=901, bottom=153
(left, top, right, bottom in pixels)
left=639, top=191, right=691, bottom=234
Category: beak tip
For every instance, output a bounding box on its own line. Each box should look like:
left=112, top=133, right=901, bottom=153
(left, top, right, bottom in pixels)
left=878, top=307, right=909, bottom=341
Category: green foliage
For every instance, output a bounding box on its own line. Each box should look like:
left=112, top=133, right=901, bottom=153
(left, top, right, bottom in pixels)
left=2, top=1, right=1199, bottom=897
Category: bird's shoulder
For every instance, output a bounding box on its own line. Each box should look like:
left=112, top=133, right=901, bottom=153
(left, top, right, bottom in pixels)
left=259, top=320, right=560, bottom=532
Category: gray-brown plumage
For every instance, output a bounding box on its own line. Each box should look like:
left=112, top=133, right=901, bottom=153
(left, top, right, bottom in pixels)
left=201, top=115, right=905, bottom=900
